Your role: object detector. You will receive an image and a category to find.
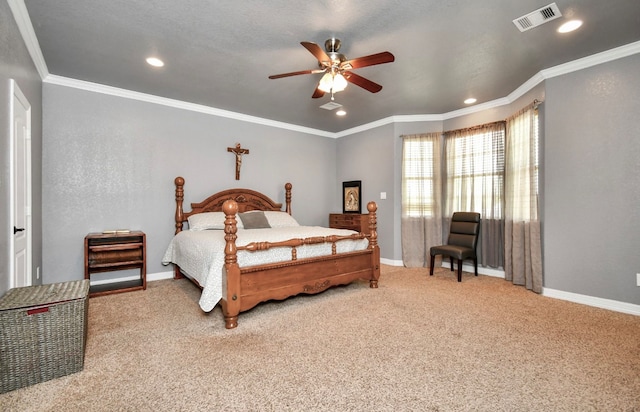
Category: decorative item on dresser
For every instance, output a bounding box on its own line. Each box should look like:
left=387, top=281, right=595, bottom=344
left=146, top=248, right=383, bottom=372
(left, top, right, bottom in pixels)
left=162, top=177, right=381, bottom=329
left=329, top=213, right=371, bottom=234
left=84, top=231, right=146, bottom=297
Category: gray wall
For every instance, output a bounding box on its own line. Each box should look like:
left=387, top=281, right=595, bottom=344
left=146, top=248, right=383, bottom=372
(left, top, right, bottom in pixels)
left=42, top=84, right=338, bottom=282
left=544, top=55, right=640, bottom=303
left=336, top=123, right=396, bottom=259
left=0, top=2, right=43, bottom=296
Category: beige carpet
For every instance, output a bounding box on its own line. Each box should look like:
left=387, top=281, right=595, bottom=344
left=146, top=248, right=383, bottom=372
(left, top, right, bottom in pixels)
left=1, top=265, right=639, bottom=411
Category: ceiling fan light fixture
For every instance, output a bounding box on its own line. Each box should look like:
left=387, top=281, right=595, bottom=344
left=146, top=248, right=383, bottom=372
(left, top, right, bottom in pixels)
left=318, top=72, right=333, bottom=93
left=333, top=73, right=348, bottom=92
left=318, top=72, right=348, bottom=93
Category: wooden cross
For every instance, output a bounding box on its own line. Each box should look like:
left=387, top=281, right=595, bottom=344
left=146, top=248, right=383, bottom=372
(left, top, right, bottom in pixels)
left=227, top=143, right=249, bottom=180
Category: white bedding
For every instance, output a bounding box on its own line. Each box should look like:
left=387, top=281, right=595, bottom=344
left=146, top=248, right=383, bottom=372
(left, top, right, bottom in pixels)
left=162, top=226, right=369, bottom=311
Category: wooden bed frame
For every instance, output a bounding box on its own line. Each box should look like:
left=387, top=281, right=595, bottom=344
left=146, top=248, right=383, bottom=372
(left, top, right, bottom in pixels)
left=172, top=177, right=381, bottom=329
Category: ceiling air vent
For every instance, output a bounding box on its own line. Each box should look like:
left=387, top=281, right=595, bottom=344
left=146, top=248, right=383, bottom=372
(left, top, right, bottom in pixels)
left=319, top=101, right=343, bottom=110
left=513, top=2, right=562, bottom=32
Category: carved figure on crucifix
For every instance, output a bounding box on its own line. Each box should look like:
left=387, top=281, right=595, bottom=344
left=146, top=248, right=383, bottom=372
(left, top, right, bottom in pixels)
left=227, top=143, right=250, bottom=180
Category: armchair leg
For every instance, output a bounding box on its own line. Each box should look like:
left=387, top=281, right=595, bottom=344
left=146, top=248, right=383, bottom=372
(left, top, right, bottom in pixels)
left=474, top=258, right=478, bottom=276
left=457, top=260, right=462, bottom=282
left=450, top=257, right=454, bottom=271
left=429, top=255, right=435, bottom=276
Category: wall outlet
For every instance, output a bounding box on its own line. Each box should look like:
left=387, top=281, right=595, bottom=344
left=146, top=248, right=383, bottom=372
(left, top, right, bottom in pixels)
left=36, top=266, right=40, bottom=280
left=380, top=192, right=387, bottom=200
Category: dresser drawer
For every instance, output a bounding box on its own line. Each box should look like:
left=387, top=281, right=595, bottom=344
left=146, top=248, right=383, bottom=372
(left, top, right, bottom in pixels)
left=329, top=213, right=370, bottom=234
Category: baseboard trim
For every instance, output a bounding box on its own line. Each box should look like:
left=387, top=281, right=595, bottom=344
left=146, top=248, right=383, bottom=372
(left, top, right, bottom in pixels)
left=149, top=271, right=174, bottom=282
left=543, top=288, right=640, bottom=316
left=380, top=258, right=403, bottom=266
left=381, top=259, right=505, bottom=277
left=89, top=271, right=173, bottom=286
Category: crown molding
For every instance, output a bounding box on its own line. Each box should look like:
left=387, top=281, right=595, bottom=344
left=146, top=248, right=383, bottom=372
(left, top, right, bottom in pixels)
left=7, top=0, right=49, bottom=79
left=541, top=40, right=640, bottom=79
left=43, top=75, right=335, bottom=138
left=442, top=97, right=512, bottom=120
left=333, top=116, right=395, bottom=138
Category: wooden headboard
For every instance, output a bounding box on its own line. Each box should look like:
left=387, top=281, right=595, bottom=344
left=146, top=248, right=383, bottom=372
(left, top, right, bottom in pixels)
left=174, top=177, right=292, bottom=234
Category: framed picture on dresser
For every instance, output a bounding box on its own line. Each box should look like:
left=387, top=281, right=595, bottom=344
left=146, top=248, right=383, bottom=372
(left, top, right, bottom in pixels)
left=342, top=180, right=362, bottom=214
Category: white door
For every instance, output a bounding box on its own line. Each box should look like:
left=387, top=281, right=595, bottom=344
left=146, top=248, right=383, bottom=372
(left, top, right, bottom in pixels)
left=10, top=80, right=32, bottom=288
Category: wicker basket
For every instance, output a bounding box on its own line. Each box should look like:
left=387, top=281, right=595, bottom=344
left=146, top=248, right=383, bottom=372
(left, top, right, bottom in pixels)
left=0, top=280, right=89, bottom=393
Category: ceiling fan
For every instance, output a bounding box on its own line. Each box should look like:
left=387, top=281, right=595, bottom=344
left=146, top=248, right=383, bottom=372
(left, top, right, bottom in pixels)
left=268, top=39, right=395, bottom=100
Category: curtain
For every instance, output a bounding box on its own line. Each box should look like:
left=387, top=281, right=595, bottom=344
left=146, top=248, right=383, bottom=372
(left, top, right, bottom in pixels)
left=504, top=102, right=543, bottom=293
left=401, top=133, right=443, bottom=267
left=443, top=122, right=505, bottom=268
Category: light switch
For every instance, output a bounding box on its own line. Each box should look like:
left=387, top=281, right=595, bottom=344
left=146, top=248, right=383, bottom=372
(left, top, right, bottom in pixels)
left=380, top=192, right=387, bottom=200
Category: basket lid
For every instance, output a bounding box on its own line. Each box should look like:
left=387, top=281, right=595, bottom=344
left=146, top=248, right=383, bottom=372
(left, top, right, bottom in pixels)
left=0, top=280, right=89, bottom=311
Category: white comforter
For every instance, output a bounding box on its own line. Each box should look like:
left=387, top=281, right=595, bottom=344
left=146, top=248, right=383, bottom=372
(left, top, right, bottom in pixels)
left=162, top=227, right=369, bottom=311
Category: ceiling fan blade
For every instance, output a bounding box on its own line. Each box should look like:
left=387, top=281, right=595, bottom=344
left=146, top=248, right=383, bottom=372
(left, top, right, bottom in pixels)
left=312, top=88, right=325, bottom=99
left=301, top=41, right=331, bottom=65
left=342, top=51, right=395, bottom=70
left=344, top=72, right=383, bottom=93
left=268, top=69, right=323, bottom=79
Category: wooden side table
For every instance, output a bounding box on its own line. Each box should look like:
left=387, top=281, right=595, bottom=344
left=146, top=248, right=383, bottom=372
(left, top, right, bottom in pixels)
left=84, top=231, right=146, bottom=297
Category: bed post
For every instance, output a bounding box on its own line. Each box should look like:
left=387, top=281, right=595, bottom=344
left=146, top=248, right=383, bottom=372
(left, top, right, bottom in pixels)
left=367, top=201, right=381, bottom=288
left=285, top=182, right=292, bottom=215
left=173, top=177, right=186, bottom=279
left=175, top=177, right=185, bottom=234
left=222, top=199, right=241, bottom=329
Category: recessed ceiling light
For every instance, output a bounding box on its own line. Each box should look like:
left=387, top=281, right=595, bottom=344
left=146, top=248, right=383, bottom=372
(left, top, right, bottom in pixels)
left=558, top=20, right=582, bottom=33
left=464, top=98, right=477, bottom=105
left=336, top=109, right=346, bottom=116
left=146, top=57, right=164, bottom=67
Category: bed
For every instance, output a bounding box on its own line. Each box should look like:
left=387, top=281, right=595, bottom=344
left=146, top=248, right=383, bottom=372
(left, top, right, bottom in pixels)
left=162, top=177, right=381, bottom=329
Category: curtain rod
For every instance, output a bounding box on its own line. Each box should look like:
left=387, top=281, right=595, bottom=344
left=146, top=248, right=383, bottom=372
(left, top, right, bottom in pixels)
left=443, top=120, right=505, bottom=136
left=399, top=131, right=441, bottom=139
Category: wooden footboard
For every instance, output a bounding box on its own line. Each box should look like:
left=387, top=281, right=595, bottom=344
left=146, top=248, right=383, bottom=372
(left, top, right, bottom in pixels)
left=220, top=199, right=380, bottom=329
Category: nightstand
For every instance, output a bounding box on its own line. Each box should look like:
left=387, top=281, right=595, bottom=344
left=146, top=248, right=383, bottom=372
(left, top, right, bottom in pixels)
left=329, top=213, right=370, bottom=234
left=84, top=231, right=146, bottom=297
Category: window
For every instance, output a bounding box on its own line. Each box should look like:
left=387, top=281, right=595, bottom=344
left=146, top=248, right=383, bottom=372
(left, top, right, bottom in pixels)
left=402, top=133, right=441, bottom=217
left=400, top=106, right=540, bottom=271
left=444, top=123, right=505, bottom=219
left=506, top=108, right=540, bottom=221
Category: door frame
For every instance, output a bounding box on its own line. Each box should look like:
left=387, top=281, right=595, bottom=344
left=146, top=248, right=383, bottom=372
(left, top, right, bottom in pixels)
left=9, top=79, right=32, bottom=288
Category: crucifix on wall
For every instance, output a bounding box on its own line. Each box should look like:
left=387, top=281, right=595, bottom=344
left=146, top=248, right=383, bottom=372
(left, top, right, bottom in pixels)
left=227, top=143, right=250, bottom=180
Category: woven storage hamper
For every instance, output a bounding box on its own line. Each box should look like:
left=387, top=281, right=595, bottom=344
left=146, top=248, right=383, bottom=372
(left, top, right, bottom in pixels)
left=0, top=279, right=89, bottom=393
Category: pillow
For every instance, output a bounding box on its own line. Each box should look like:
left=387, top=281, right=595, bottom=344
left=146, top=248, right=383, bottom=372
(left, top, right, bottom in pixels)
left=264, top=211, right=300, bottom=228
left=187, top=212, right=244, bottom=230
left=238, top=211, right=271, bottom=229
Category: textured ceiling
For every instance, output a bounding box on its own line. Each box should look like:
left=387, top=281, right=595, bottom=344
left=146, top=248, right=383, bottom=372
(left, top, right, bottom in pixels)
left=22, top=0, right=640, bottom=133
